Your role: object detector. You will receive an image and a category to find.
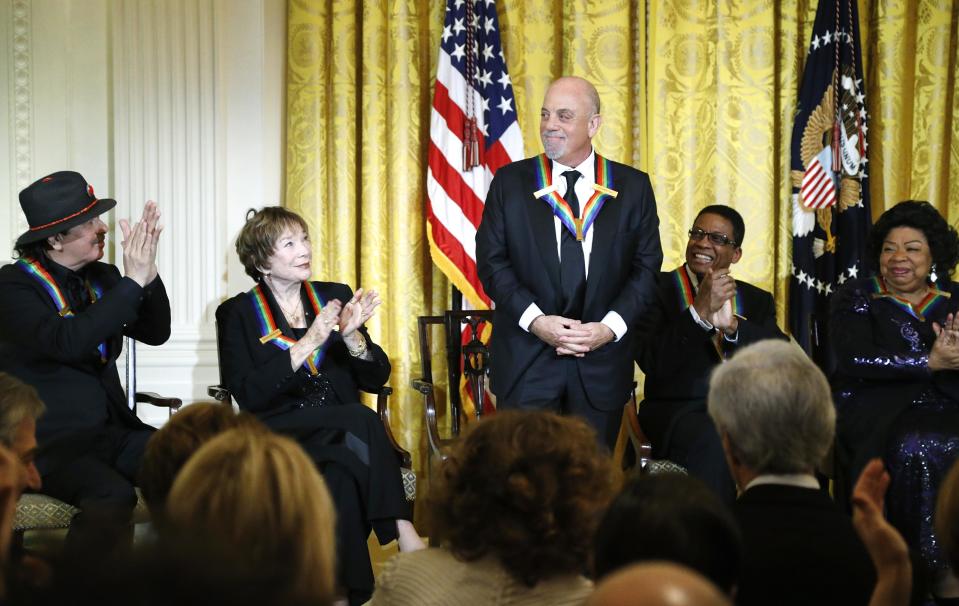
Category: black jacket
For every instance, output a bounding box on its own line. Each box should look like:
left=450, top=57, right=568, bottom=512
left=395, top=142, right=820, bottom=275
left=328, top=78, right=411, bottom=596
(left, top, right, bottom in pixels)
left=734, top=483, right=875, bottom=606
left=0, top=258, right=170, bottom=444
left=636, top=267, right=785, bottom=453
left=475, top=155, right=663, bottom=410
left=215, top=281, right=390, bottom=417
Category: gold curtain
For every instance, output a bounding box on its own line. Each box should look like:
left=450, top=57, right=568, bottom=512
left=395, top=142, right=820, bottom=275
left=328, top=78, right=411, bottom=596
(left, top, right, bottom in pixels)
left=286, top=0, right=959, bottom=478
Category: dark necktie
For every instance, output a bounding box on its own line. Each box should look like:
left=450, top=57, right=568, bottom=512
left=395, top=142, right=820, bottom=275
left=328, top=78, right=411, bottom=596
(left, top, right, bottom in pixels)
left=560, top=170, right=586, bottom=318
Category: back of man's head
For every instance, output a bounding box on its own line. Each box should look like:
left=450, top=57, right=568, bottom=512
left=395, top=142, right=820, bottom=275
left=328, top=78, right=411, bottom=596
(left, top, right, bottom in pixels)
left=0, top=372, right=44, bottom=447
left=707, top=340, right=834, bottom=475
left=588, top=562, right=732, bottom=606
left=593, top=473, right=741, bottom=594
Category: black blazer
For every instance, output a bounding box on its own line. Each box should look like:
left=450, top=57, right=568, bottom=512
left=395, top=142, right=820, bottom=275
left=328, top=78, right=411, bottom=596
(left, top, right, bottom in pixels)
left=0, top=260, right=170, bottom=444
left=733, top=484, right=875, bottom=606
left=215, top=281, right=390, bottom=418
left=475, top=155, right=663, bottom=410
left=636, top=269, right=785, bottom=452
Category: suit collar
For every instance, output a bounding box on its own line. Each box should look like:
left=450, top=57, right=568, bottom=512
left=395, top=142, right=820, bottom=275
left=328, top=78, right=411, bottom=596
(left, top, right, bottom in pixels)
left=524, top=159, right=562, bottom=295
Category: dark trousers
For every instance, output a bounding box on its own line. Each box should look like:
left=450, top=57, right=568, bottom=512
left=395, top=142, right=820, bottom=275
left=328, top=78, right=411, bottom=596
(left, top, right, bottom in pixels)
left=499, top=351, right=623, bottom=450
left=665, top=410, right=737, bottom=503
left=37, top=425, right=152, bottom=555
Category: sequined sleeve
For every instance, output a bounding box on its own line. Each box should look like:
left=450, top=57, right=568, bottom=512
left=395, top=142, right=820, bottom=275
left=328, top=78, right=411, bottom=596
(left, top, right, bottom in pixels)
left=830, top=284, right=932, bottom=381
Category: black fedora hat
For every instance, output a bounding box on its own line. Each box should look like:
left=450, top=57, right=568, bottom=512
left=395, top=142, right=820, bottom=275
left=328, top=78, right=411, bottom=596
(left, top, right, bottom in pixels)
left=16, top=171, right=116, bottom=246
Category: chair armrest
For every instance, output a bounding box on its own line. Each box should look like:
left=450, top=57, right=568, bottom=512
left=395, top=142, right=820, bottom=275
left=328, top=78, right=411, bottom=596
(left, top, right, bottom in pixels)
left=135, top=392, right=182, bottom=412
left=411, top=378, right=454, bottom=462
left=376, top=387, right=412, bottom=469
left=623, top=400, right=654, bottom=471
left=207, top=385, right=231, bottom=403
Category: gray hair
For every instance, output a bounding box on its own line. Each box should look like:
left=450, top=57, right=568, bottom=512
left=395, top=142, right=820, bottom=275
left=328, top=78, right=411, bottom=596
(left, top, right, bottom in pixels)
left=707, top=340, right=834, bottom=474
left=0, top=373, right=45, bottom=447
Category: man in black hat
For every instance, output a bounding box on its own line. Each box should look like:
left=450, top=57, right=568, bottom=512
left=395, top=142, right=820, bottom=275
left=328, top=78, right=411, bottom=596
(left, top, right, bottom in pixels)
left=0, top=171, right=170, bottom=551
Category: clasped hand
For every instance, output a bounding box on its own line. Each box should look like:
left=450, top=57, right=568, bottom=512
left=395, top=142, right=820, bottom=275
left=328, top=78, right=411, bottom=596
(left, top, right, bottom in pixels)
left=930, top=313, right=959, bottom=371
left=530, top=315, right=614, bottom=357
left=120, top=201, right=163, bottom=287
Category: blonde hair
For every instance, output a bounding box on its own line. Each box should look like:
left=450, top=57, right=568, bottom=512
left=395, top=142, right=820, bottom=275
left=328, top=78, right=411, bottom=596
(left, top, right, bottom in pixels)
left=166, top=428, right=336, bottom=604
left=139, top=403, right=266, bottom=514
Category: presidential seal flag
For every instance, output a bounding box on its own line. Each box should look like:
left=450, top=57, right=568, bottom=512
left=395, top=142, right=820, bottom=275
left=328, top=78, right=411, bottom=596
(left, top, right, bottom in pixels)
left=426, top=0, right=523, bottom=415
left=789, top=0, right=871, bottom=368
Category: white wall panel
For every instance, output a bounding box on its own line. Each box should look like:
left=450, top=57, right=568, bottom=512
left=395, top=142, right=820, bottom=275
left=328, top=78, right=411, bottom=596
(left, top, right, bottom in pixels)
left=1, top=0, right=288, bottom=425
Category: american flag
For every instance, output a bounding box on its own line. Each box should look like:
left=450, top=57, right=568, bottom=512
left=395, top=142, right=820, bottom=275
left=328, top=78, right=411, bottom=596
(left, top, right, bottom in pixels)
left=427, top=0, right=523, bottom=417
left=789, top=0, right=871, bottom=370
left=426, top=0, right=524, bottom=310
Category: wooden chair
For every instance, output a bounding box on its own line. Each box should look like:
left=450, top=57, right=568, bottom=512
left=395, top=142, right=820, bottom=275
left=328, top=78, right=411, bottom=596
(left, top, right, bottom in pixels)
left=206, top=322, right=416, bottom=502
left=612, top=387, right=687, bottom=476
left=15, top=337, right=182, bottom=544
left=411, top=310, right=493, bottom=474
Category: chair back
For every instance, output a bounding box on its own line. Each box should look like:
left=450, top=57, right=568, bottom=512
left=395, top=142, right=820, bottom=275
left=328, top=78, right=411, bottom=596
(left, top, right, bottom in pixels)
left=413, top=310, right=493, bottom=465
left=207, top=319, right=233, bottom=404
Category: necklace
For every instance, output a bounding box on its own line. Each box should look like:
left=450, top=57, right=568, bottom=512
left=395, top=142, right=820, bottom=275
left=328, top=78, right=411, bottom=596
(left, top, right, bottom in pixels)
left=267, top=282, right=305, bottom=326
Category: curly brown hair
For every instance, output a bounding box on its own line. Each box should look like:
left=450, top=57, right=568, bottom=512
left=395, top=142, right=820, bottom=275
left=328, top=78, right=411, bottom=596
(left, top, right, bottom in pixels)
left=427, top=410, right=618, bottom=587
left=235, top=207, right=310, bottom=282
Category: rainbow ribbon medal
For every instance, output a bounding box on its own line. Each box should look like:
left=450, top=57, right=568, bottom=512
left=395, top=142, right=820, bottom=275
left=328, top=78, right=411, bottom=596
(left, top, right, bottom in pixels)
left=16, top=257, right=108, bottom=363
left=671, top=265, right=743, bottom=316
left=249, top=282, right=328, bottom=375
left=869, top=276, right=951, bottom=322
left=532, top=153, right=617, bottom=241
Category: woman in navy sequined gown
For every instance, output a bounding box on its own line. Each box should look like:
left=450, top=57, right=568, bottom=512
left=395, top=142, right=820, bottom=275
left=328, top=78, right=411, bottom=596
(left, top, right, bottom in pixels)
left=831, top=201, right=959, bottom=588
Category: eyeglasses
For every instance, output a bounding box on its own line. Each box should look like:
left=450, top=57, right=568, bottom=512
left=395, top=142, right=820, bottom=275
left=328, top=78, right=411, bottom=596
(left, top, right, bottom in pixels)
left=688, top=228, right=737, bottom=247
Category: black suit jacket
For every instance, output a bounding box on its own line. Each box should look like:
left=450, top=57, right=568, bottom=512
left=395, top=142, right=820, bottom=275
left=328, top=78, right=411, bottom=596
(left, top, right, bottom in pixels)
left=215, top=281, right=390, bottom=418
left=733, top=484, right=875, bottom=606
left=636, top=268, right=785, bottom=452
left=0, top=259, right=170, bottom=445
left=475, top=155, right=662, bottom=410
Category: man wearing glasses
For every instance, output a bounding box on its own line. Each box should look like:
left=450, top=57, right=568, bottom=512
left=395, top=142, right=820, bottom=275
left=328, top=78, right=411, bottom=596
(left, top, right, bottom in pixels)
left=635, top=204, right=785, bottom=502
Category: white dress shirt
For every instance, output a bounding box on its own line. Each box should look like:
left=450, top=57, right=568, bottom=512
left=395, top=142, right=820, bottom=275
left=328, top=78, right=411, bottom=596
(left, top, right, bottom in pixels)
left=518, top=149, right=627, bottom=341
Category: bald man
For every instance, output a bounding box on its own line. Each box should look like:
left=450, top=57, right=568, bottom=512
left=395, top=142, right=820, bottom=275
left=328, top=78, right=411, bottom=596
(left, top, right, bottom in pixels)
left=476, top=76, right=662, bottom=447
left=588, top=562, right=732, bottom=606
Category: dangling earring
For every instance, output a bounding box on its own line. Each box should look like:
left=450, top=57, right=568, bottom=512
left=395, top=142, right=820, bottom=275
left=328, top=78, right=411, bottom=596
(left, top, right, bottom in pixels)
left=930, top=264, right=938, bottom=283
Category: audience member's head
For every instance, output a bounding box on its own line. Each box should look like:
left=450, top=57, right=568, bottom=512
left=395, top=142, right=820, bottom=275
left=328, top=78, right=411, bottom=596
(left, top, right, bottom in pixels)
left=707, top=340, right=834, bottom=487
left=593, top=473, right=741, bottom=594
left=587, top=562, right=732, bottom=606
left=428, top=410, right=618, bottom=587
left=0, top=372, right=44, bottom=493
left=139, top=402, right=264, bottom=515
left=165, top=428, right=336, bottom=605
left=936, top=458, right=959, bottom=574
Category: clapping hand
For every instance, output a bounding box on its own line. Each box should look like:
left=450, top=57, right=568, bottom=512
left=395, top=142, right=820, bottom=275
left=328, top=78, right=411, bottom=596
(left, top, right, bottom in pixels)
left=851, top=459, right=912, bottom=605
left=120, top=201, right=163, bottom=287
left=305, top=299, right=343, bottom=349
left=710, top=298, right=739, bottom=336
left=930, top=313, right=959, bottom=371
left=339, top=288, right=381, bottom=337
left=693, top=268, right=736, bottom=323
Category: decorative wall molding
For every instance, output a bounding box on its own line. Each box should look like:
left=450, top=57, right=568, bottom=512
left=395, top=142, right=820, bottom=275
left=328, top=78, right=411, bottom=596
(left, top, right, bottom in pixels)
left=12, top=0, right=32, bottom=207
left=12, top=0, right=30, bottom=188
